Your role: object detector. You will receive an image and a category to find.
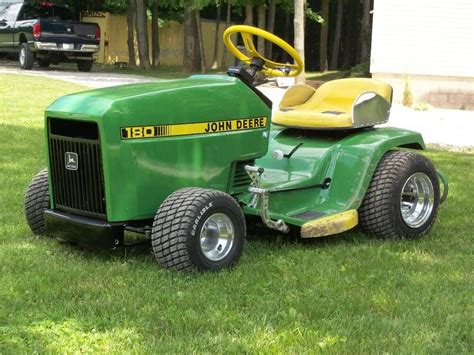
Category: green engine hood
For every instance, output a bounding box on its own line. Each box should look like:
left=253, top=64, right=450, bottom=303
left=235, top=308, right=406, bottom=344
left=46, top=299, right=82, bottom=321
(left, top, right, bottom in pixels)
left=46, top=75, right=269, bottom=124
left=44, top=75, right=272, bottom=222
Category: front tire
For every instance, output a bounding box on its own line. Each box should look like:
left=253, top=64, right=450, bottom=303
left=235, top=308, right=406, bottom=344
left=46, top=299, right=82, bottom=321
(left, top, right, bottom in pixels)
left=77, top=60, right=93, bottom=72
left=359, top=150, right=440, bottom=239
left=24, top=169, right=50, bottom=235
left=19, top=43, right=34, bottom=70
left=151, top=188, right=246, bottom=272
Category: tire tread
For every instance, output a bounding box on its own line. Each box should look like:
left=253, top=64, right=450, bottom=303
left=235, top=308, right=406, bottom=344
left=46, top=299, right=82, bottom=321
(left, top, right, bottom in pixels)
left=359, top=150, right=439, bottom=239
left=24, top=169, right=50, bottom=235
left=151, top=188, right=244, bottom=272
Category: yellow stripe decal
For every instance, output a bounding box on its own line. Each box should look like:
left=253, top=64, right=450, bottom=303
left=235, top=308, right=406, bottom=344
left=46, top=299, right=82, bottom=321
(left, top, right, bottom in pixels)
left=121, top=117, right=267, bottom=140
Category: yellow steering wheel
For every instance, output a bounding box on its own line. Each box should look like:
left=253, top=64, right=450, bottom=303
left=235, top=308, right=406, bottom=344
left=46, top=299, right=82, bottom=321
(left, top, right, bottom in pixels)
left=223, top=25, right=304, bottom=77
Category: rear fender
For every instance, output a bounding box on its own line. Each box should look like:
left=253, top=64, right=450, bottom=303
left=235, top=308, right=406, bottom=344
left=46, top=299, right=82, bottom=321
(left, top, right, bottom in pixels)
left=328, top=127, right=425, bottom=212
left=244, top=127, right=426, bottom=227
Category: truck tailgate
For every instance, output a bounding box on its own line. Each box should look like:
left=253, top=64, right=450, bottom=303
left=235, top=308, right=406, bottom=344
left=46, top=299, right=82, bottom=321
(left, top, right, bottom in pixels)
left=39, top=20, right=99, bottom=44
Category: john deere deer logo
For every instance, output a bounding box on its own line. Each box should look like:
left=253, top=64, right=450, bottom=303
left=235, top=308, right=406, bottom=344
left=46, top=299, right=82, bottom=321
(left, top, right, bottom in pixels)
left=65, top=152, right=79, bottom=171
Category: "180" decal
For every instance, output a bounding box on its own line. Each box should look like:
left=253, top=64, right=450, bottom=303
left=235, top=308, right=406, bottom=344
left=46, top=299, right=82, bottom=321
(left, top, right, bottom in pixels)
left=121, top=117, right=267, bottom=140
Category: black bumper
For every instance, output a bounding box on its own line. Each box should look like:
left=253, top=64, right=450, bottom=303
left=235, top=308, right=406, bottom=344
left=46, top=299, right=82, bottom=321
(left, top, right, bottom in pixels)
left=44, top=209, right=124, bottom=249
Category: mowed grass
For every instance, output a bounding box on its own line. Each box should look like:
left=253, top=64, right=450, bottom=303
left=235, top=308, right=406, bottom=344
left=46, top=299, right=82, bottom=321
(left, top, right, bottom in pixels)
left=0, top=73, right=473, bottom=353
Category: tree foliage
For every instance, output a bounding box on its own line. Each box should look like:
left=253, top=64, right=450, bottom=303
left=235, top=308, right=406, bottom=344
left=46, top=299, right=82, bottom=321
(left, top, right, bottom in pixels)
left=75, top=0, right=373, bottom=72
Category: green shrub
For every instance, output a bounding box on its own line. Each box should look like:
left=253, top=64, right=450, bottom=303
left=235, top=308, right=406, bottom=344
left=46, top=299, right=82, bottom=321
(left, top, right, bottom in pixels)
left=403, top=76, right=413, bottom=107
left=349, top=62, right=370, bottom=78
left=414, top=101, right=432, bottom=111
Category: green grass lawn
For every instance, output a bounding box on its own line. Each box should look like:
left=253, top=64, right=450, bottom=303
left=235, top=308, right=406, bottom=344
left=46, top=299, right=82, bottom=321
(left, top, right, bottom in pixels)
left=306, top=64, right=371, bottom=82
left=0, top=73, right=472, bottom=353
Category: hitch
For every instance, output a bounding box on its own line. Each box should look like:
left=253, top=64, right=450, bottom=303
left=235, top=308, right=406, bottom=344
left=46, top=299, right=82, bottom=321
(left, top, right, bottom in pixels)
left=245, top=165, right=290, bottom=233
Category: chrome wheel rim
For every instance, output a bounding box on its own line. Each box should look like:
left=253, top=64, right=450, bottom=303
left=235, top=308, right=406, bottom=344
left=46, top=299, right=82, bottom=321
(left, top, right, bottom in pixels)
left=19, top=48, right=25, bottom=66
left=199, top=213, right=234, bottom=261
left=400, top=172, right=434, bottom=228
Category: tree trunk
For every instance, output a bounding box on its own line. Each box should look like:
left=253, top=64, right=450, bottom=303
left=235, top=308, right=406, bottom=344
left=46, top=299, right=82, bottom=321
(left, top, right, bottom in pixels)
left=74, top=0, right=81, bottom=20
left=195, top=10, right=206, bottom=73
left=135, top=0, right=150, bottom=68
left=221, top=0, right=231, bottom=69
left=151, top=0, right=160, bottom=68
left=265, top=0, right=276, bottom=58
left=359, top=0, right=372, bottom=63
left=294, top=0, right=305, bottom=83
left=319, top=0, right=329, bottom=71
left=281, top=11, right=291, bottom=63
left=127, top=0, right=136, bottom=68
left=330, top=0, right=343, bottom=70
left=183, top=7, right=200, bottom=72
left=211, top=1, right=221, bottom=69
left=342, top=0, right=355, bottom=69
left=257, top=5, right=265, bottom=55
left=244, top=3, right=253, bottom=26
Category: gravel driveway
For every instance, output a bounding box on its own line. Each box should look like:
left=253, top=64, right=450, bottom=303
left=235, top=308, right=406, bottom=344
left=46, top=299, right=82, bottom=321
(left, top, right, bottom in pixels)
left=0, top=59, right=155, bottom=87
left=1, top=60, right=473, bottom=148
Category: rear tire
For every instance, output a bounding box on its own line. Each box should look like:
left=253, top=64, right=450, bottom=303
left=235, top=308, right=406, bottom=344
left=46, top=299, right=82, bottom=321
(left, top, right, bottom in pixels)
left=151, top=188, right=246, bottom=272
left=77, top=60, right=93, bottom=72
left=359, top=150, right=440, bottom=239
left=24, top=169, right=50, bottom=235
left=19, top=43, right=34, bottom=70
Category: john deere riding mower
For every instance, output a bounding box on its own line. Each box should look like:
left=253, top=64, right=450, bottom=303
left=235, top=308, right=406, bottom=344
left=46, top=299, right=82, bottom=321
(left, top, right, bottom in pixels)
left=24, top=26, right=447, bottom=271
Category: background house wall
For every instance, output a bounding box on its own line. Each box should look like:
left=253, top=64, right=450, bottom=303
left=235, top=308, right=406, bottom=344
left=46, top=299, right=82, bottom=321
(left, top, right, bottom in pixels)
left=82, top=13, right=235, bottom=69
left=370, top=0, right=474, bottom=109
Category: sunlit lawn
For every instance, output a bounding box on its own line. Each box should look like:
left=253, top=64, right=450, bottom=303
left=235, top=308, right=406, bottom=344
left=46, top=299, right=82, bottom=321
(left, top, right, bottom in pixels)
left=0, top=73, right=472, bottom=352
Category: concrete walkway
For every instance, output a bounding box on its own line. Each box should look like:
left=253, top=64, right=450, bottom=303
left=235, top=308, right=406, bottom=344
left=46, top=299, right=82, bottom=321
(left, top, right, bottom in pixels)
left=1, top=62, right=473, bottom=148
left=383, top=104, right=474, bottom=148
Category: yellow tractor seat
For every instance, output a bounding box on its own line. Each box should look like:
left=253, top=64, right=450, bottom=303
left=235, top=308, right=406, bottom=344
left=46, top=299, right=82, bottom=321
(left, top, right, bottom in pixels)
left=273, top=78, right=393, bottom=130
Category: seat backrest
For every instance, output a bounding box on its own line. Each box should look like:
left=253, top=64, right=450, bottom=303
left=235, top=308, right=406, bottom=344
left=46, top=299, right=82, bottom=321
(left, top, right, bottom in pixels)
left=304, top=78, right=393, bottom=111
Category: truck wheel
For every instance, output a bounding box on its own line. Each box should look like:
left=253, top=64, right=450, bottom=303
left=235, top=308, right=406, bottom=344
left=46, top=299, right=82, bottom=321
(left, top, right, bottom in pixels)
left=151, top=188, right=246, bottom=272
left=19, top=43, right=34, bottom=70
left=359, top=151, right=440, bottom=239
left=37, top=58, right=50, bottom=68
left=77, top=60, right=93, bottom=72
left=24, top=169, right=50, bottom=235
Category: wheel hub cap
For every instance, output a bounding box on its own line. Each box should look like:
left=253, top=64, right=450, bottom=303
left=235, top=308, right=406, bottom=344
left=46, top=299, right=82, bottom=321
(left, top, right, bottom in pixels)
left=400, top=172, right=434, bottom=228
left=199, top=213, right=234, bottom=261
left=19, top=48, right=25, bottom=65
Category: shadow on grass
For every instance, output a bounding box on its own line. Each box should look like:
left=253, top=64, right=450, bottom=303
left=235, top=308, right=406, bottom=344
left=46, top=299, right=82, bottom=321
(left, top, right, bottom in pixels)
left=246, top=215, right=376, bottom=249
left=56, top=237, right=153, bottom=264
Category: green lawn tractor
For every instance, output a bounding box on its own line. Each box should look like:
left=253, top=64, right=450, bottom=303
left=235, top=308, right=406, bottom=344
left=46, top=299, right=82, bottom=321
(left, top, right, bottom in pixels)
left=24, top=25, right=448, bottom=272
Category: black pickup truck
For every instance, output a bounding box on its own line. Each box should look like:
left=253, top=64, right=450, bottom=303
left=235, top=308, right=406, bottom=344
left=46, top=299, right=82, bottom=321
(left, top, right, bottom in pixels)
left=0, top=2, right=100, bottom=71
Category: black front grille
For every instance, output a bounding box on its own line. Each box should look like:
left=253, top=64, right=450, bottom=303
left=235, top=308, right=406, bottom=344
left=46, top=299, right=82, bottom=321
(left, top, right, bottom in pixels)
left=230, top=160, right=254, bottom=195
left=48, top=118, right=106, bottom=219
